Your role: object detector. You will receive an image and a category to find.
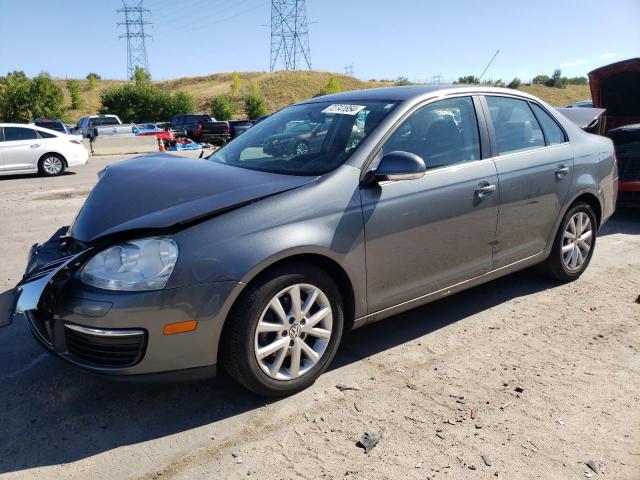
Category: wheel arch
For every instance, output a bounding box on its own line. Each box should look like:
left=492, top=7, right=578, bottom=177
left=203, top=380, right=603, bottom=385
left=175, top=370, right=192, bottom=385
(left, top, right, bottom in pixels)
left=216, top=252, right=357, bottom=367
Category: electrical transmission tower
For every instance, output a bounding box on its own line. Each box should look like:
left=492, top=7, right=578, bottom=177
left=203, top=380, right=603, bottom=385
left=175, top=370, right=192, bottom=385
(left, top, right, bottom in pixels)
left=270, top=0, right=312, bottom=71
left=117, top=0, right=152, bottom=79
left=344, top=63, right=354, bottom=76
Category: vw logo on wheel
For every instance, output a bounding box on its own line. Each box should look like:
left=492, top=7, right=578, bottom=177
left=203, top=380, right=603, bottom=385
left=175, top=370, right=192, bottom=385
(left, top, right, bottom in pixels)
left=288, top=323, right=302, bottom=339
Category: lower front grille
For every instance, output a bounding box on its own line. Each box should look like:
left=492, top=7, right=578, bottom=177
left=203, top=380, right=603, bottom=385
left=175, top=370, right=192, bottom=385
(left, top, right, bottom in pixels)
left=64, top=325, right=147, bottom=368
left=26, top=310, right=53, bottom=348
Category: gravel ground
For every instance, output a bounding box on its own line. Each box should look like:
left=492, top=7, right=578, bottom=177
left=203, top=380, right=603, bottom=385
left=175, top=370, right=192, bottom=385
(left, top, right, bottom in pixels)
left=0, top=153, right=638, bottom=480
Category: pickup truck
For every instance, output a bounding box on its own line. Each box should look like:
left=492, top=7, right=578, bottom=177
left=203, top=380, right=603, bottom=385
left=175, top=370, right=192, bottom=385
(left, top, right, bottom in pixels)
left=228, top=120, right=254, bottom=139
left=74, top=115, right=134, bottom=140
left=170, top=114, right=230, bottom=145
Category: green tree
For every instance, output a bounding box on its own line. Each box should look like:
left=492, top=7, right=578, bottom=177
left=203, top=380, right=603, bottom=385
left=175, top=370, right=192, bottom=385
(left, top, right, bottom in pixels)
left=86, top=72, right=101, bottom=90
left=0, top=71, right=32, bottom=122
left=314, top=77, right=342, bottom=97
left=546, top=69, right=565, bottom=88
left=532, top=74, right=549, bottom=85
left=100, top=82, right=193, bottom=123
left=508, top=78, right=522, bottom=89
left=230, top=72, right=242, bottom=97
left=456, top=75, right=480, bottom=84
left=66, top=79, right=84, bottom=109
left=244, top=91, right=267, bottom=120
left=566, top=76, right=588, bottom=85
left=394, top=76, right=412, bottom=86
left=210, top=94, right=236, bottom=120
left=30, top=73, right=66, bottom=119
left=132, top=66, right=151, bottom=84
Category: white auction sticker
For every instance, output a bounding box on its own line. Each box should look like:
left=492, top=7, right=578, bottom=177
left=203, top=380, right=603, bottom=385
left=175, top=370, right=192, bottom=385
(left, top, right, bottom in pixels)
left=321, top=104, right=366, bottom=115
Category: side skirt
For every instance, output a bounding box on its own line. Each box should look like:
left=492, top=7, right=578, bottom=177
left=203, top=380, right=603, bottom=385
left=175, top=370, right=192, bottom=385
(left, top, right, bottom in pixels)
left=352, top=250, right=547, bottom=329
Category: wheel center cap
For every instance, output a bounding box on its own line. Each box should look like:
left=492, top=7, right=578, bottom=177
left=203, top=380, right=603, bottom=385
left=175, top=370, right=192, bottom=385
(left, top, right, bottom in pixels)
left=289, top=323, right=302, bottom=339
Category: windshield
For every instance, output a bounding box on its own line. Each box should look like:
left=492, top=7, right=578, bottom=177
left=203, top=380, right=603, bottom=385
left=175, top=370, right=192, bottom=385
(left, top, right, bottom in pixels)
left=208, top=100, right=398, bottom=175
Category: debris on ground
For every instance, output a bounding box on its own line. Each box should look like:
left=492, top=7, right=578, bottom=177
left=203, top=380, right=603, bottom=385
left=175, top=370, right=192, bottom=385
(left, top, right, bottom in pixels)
left=406, top=383, right=418, bottom=390
left=500, top=401, right=511, bottom=410
left=482, top=454, right=492, bottom=466
left=585, top=460, right=600, bottom=474
left=357, top=429, right=384, bottom=453
left=353, top=402, right=361, bottom=413
left=475, top=423, right=484, bottom=429
left=514, top=386, right=524, bottom=393
left=635, top=294, right=640, bottom=304
left=556, top=418, right=565, bottom=426
left=335, top=383, right=360, bottom=392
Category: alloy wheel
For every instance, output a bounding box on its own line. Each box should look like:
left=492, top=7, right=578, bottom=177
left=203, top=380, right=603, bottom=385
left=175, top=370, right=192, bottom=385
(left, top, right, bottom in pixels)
left=42, top=156, right=63, bottom=175
left=254, top=283, right=333, bottom=380
left=295, top=142, right=309, bottom=155
left=561, top=211, right=593, bottom=272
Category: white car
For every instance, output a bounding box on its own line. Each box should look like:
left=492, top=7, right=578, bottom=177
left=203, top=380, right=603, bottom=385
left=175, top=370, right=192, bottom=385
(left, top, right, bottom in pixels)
left=0, top=123, right=89, bottom=177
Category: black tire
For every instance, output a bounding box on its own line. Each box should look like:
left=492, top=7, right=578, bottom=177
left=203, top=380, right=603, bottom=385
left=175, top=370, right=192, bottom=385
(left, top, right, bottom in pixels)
left=538, top=202, right=597, bottom=282
left=38, top=153, right=66, bottom=177
left=222, top=264, right=344, bottom=397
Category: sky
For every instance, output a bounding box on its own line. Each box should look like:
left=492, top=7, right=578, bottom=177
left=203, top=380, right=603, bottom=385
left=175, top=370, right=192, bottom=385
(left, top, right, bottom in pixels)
left=0, top=0, right=638, bottom=82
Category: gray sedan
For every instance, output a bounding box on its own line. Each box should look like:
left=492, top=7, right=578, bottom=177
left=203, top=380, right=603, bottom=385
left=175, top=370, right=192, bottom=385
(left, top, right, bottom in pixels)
left=7, top=86, right=618, bottom=396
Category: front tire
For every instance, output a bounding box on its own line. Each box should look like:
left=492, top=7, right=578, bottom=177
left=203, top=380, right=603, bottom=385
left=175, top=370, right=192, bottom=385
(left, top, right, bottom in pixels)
left=222, top=264, right=344, bottom=397
left=539, top=202, right=597, bottom=282
left=38, top=154, right=66, bottom=177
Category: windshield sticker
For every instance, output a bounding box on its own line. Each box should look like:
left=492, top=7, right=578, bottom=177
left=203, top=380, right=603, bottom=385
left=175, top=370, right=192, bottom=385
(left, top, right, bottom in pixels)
left=321, top=104, right=366, bottom=115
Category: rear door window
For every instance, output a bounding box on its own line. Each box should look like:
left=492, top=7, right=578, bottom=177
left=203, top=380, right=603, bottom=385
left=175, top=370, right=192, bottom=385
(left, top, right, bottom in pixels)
left=3, top=127, right=38, bottom=141
left=530, top=103, right=566, bottom=145
left=486, top=96, right=545, bottom=155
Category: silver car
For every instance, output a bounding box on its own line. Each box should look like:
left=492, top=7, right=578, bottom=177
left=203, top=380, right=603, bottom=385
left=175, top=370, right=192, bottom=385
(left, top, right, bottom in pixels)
left=7, top=86, right=618, bottom=396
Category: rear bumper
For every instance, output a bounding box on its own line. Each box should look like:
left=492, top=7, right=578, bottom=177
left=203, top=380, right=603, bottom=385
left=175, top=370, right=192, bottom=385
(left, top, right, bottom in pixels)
left=66, top=148, right=89, bottom=166
left=617, top=181, right=640, bottom=207
left=197, top=133, right=230, bottom=144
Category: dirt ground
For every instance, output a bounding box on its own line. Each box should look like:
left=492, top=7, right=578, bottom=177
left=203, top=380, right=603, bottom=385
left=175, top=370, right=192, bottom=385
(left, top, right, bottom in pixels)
left=0, top=154, right=638, bottom=480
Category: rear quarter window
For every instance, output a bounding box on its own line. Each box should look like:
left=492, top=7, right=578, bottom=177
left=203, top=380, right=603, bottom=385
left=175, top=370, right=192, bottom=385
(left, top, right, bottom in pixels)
left=530, top=103, right=566, bottom=145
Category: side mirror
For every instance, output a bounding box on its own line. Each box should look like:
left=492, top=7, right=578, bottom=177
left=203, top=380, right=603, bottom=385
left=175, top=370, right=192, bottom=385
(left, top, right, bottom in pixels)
left=367, top=151, right=426, bottom=183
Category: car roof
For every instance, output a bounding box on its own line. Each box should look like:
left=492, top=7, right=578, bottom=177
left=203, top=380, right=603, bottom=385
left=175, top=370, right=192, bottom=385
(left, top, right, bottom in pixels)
left=0, top=123, right=63, bottom=134
left=301, top=84, right=543, bottom=104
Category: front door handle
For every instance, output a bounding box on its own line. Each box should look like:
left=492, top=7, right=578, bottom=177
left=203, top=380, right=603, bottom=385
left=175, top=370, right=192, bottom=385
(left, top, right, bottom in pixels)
left=475, top=182, right=497, bottom=198
left=555, top=165, right=569, bottom=177
left=30, top=144, right=41, bottom=149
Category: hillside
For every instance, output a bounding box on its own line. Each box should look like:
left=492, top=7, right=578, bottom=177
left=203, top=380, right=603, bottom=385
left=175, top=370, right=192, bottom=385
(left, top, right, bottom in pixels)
left=55, top=71, right=591, bottom=122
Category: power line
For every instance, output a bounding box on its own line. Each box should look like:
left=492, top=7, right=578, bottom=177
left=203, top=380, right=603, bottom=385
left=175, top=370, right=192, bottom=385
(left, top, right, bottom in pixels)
left=117, top=0, right=152, bottom=79
left=270, top=0, right=311, bottom=71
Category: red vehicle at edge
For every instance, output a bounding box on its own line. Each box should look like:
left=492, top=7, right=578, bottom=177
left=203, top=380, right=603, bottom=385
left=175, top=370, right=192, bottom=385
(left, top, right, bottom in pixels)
left=589, top=58, right=640, bottom=207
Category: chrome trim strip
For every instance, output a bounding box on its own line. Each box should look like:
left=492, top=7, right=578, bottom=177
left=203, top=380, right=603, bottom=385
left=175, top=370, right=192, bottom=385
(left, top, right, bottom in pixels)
left=64, top=324, right=145, bottom=337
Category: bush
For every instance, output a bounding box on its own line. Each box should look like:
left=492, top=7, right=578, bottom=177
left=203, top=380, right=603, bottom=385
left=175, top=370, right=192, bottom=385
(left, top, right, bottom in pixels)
left=456, top=75, right=480, bottom=84
left=86, top=72, right=101, bottom=90
left=546, top=69, right=565, bottom=89
left=508, top=78, right=522, bottom=89
left=210, top=94, right=236, bottom=120
left=394, top=76, right=412, bottom=86
left=314, top=77, right=342, bottom=97
left=100, top=81, right=194, bottom=123
left=66, top=79, right=84, bottom=109
left=532, top=74, right=549, bottom=85
left=0, top=71, right=66, bottom=122
left=244, top=91, right=267, bottom=120
left=230, top=72, right=242, bottom=97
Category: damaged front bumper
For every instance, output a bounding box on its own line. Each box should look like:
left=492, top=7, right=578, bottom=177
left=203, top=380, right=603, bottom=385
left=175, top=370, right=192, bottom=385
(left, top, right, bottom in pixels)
left=7, top=227, right=240, bottom=381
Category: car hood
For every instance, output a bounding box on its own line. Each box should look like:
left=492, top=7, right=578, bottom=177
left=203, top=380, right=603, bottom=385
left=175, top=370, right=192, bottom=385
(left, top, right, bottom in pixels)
left=69, top=153, right=317, bottom=243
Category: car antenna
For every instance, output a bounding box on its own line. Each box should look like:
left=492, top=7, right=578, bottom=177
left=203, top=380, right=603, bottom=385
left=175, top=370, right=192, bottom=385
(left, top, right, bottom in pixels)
left=478, top=49, right=500, bottom=82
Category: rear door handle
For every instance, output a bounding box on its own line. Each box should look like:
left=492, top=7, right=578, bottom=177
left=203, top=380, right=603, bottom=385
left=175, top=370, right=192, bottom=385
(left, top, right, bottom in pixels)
left=555, top=165, right=569, bottom=177
left=30, top=144, right=41, bottom=149
left=475, top=182, right=497, bottom=197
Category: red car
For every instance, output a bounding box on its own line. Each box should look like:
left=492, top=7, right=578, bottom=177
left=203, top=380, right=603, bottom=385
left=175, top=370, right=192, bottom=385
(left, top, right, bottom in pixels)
left=589, top=58, right=640, bottom=206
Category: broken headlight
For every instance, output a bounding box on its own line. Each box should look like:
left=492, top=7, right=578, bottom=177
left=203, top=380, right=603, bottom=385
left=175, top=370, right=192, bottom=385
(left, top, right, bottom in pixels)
left=81, top=237, right=178, bottom=291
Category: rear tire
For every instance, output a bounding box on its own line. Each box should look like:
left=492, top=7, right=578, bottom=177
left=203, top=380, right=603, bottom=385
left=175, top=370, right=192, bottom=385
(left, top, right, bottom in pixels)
left=38, top=154, right=66, bottom=177
left=222, top=264, right=344, bottom=397
left=539, top=202, right=597, bottom=282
